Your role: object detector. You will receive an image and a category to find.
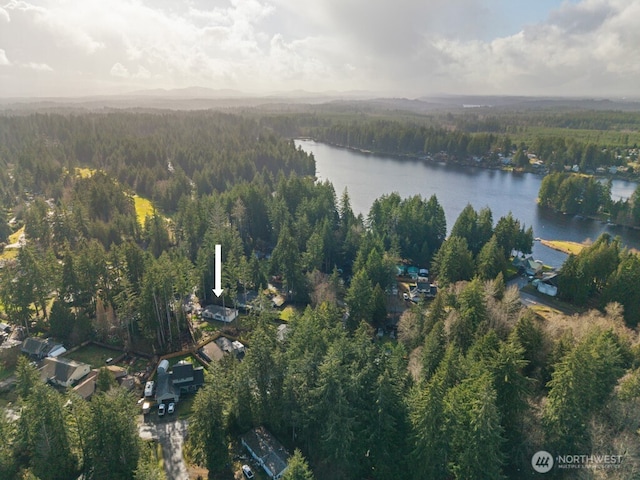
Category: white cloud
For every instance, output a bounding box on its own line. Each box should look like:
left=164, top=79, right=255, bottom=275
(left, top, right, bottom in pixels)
left=0, top=49, right=10, bottom=66
left=110, top=62, right=129, bottom=78
left=22, top=62, right=53, bottom=71
left=0, top=6, right=10, bottom=23
left=0, top=0, right=639, bottom=97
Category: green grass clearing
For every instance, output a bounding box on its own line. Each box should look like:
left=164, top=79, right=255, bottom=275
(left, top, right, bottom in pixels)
left=65, top=344, right=122, bottom=368
left=8, top=226, right=24, bottom=245
left=279, top=306, right=297, bottom=322
left=541, top=239, right=585, bottom=255
left=133, top=195, right=155, bottom=227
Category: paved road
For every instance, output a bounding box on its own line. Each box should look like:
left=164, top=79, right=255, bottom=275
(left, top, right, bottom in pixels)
left=139, top=417, right=190, bottom=480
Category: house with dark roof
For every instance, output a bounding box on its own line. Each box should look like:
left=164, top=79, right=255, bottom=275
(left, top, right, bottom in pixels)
left=171, top=360, right=205, bottom=395
left=40, top=357, right=91, bottom=388
left=241, top=427, right=290, bottom=479
left=155, top=359, right=204, bottom=404
left=21, top=337, right=65, bottom=360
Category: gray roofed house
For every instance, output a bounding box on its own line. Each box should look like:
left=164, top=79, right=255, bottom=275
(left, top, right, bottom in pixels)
left=22, top=337, right=65, bottom=360
left=155, top=359, right=204, bottom=403
left=171, top=360, right=205, bottom=394
left=241, top=427, right=290, bottom=479
left=215, top=336, right=245, bottom=357
left=155, top=369, right=178, bottom=404
left=40, top=357, right=91, bottom=388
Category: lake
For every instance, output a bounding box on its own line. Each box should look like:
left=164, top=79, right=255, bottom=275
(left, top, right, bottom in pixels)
left=296, top=139, right=640, bottom=268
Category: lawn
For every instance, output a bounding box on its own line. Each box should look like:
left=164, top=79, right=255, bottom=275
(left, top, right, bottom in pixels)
left=279, top=305, right=298, bottom=322
left=65, top=344, right=122, bottom=368
left=7, top=226, right=24, bottom=245
left=1, top=226, right=24, bottom=261
left=541, top=239, right=585, bottom=255
left=133, top=195, right=155, bottom=227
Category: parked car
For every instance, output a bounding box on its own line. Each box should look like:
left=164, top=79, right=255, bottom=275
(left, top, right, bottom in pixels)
left=158, top=403, right=165, bottom=417
left=242, top=465, right=254, bottom=479
left=167, top=402, right=175, bottom=414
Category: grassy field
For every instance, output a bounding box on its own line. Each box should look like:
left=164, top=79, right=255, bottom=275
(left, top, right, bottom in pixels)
left=65, top=344, right=122, bottom=368
left=540, top=239, right=586, bottom=255
left=7, top=226, right=24, bottom=245
left=279, top=305, right=297, bottom=322
left=133, top=195, right=155, bottom=227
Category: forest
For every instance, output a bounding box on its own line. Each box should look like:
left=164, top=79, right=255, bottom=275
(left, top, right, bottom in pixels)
left=0, top=109, right=639, bottom=479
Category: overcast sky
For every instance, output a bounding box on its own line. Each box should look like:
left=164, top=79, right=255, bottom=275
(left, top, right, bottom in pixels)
left=1, top=0, right=639, bottom=98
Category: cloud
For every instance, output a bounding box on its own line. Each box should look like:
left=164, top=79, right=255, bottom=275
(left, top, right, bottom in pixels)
left=0, top=49, right=10, bottom=66
left=110, top=62, right=129, bottom=78
left=0, top=6, right=10, bottom=23
left=0, top=0, right=639, bottom=97
left=110, top=62, right=151, bottom=79
left=22, top=62, right=53, bottom=71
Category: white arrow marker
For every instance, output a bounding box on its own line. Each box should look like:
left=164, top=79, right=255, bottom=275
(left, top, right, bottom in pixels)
left=212, top=244, right=224, bottom=297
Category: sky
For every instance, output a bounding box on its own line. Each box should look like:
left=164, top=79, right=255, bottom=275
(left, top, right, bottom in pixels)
left=1, top=0, right=639, bottom=98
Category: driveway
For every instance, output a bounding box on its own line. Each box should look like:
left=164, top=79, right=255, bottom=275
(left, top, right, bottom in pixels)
left=139, top=417, right=190, bottom=480
left=508, top=275, right=574, bottom=315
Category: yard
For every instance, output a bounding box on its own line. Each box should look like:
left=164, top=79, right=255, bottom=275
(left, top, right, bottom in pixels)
left=540, top=239, right=585, bottom=255
left=133, top=195, right=155, bottom=227
left=65, top=343, right=124, bottom=368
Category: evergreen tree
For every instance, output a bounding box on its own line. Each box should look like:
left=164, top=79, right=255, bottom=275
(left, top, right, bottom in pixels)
left=475, top=235, right=506, bottom=280
left=345, top=269, right=373, bottom=331
left=188, top=385, right=228, bottom=476
left=282, top=449, right=315, bottom=480
left=85, top=390, right=140, bottom=480
left=445, top=370, right=506, bottom=480
left=432, top=236, right=474, bottom=285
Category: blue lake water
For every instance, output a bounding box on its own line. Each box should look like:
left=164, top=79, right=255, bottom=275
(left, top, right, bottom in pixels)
left=297, top=139, right=640, bottom=268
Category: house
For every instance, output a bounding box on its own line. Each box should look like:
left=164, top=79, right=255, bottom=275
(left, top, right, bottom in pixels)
left=21, top=337, right=66, bottom=360
left=215, top=336, right=245, bottom=357
left=155, top=360, right=178, bottom=404
left=40, top=357, right=91, bottom=388
left=72, top=371, right=98, bottom=400
left=199, top=340, right=225, bottom=362
left=201, top=305, right=239, bottom=323
left=171, top=360, right=205, bottom=395
left=241, top=427, right=290, bottom=479
left=155, top=359, right=205, bottom=403
left=513, top=256, right=544, bottom=276
left=534, top=273, right=559, bottom=297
